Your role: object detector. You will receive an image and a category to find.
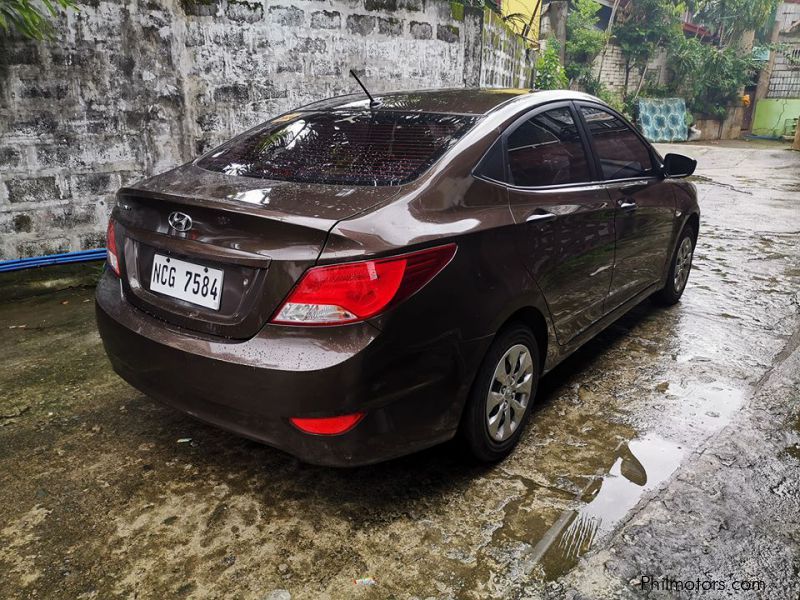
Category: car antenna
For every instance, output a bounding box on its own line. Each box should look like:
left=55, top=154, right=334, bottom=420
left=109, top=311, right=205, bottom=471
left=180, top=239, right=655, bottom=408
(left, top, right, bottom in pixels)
left=349, top=69, right=381, bottom=109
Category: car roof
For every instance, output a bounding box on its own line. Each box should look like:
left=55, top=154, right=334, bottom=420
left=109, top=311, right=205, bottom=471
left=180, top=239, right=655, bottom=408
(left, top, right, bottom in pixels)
left=297, top=88, right=598, bottom=116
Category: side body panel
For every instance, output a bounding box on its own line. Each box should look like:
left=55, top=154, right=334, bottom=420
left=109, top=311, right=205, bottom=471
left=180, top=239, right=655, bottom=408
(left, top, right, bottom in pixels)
left=603, top=179, right=676, bottom=311
left=507, top=185, right=615, bottom=344
left=483, top=100, right=616, bottom=345
left=573, top=100, right=679, bottom=312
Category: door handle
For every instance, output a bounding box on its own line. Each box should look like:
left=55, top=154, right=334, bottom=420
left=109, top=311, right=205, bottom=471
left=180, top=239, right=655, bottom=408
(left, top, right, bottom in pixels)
left=525, top=211, right=556, bottom=224
left=617, top=199, right=637, bottom=211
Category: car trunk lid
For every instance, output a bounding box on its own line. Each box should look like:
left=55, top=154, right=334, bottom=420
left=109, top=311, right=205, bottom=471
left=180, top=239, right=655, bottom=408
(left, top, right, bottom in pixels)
left=113, top=164, right=402, bottom=339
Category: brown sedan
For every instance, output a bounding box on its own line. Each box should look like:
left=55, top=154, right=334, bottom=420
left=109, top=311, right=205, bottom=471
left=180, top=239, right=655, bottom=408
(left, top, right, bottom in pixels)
left=96, top=89, right=699, bottom=466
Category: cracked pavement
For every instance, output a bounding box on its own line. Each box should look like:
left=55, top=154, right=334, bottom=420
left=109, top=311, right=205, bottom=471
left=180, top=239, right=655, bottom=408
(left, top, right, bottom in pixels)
left=0, top=140, right=798, bottom=599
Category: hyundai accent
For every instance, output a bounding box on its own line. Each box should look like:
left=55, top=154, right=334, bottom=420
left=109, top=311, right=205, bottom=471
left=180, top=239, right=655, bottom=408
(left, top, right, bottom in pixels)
left=95, top=89, right=699, bottom=466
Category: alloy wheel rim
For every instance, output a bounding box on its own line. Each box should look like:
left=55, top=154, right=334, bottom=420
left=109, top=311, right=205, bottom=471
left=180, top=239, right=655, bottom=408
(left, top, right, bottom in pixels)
left=486, top=344, right=533, bottom=442
left=673, top=237, right=694, bottom=293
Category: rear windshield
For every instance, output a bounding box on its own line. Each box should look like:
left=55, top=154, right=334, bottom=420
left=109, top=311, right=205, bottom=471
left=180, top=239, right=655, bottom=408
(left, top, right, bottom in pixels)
left=196, top=111, right=478, bottom=186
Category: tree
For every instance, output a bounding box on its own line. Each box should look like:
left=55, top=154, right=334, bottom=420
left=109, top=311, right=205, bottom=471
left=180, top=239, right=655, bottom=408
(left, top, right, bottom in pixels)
left=564, top=0, right=607, bottom=87
left=0, top=0, right=77, bottom=40
left=665, top=0, right=774, bottom=118
left=688, top=0, right=780, bottom=47
left=668, top=34, right=758, bottom=118
left=535, top=39, right=568, bottom=90
left=612, top=0, right=684, bottom=96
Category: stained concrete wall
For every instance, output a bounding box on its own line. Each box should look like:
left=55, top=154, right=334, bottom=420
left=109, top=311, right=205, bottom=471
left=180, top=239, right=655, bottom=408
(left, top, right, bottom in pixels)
left=0, top=1, right=534, bottom=260
left=751, top=98, right=800, bottom=137
left=479, top=9, right=531, bottom=88
left=593, top=41, right=669, bottom=95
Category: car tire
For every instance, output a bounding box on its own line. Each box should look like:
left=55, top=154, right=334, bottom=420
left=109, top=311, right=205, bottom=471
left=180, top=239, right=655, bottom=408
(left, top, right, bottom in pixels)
left=461, top=324, right=540, bottom=463
left=652, top=225, right=696, bottom=306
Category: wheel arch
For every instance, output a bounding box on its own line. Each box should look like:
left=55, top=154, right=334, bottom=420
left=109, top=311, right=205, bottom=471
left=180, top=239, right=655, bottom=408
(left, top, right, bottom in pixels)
left=497, top=306, right=550, bottom=373
left=685, top=212, right=700, bottom=241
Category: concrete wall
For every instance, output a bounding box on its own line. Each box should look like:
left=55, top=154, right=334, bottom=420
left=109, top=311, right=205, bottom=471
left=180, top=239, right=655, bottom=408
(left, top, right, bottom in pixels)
left=0, top=1, right=534, bottom=260
left=692, top=107, right=746, bottom=141
left=751, top=98, right=800, bottom=137
left=479, top=8, right=532, bottom=88
left=593, top=41, right=669, bottom=95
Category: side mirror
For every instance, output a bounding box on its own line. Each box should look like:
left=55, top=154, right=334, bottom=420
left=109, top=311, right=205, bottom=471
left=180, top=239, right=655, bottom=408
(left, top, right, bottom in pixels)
left=662, top=153, right=697, bottom=179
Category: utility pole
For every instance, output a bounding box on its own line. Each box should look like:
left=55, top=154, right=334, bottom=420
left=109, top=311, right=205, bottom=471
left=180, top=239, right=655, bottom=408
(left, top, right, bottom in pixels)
left=548, top=0, right=569, bottom=63
left=754, top=17, right=782, bottom=106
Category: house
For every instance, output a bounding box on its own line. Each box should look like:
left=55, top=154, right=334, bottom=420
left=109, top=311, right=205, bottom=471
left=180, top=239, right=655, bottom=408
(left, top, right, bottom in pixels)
left=493, top=0, right=543, bottom=45
left=751, top=1, right=800, bottom=138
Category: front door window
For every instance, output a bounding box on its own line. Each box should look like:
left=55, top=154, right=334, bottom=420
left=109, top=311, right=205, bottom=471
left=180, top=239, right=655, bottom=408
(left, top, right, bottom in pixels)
left=579, top=106, right=655, bottom=180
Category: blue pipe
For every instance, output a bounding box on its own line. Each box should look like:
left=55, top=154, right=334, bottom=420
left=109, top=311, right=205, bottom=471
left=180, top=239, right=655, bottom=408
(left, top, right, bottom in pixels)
left=0, top=249, right=107, bottom=273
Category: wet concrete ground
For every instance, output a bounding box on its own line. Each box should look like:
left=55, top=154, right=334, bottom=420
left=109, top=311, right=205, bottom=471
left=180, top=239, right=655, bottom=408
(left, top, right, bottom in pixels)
left=1, top=141, right=799, bottom=599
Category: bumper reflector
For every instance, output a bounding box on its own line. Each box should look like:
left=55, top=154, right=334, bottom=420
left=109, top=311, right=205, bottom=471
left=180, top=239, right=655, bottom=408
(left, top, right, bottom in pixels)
left=290, top=412, right=365, bottom=435
left=106, top=218, right=120, bottom=277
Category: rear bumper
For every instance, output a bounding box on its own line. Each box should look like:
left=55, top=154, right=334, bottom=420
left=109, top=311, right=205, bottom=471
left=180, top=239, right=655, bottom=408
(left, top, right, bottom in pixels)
left=95, top=271, right=488, bottom=466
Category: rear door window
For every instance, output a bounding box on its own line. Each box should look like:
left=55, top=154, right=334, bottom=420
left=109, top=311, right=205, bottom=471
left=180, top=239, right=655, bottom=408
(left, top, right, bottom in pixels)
left=505, top=106, right=592, bottom=187
left=196, top=111, right=477, bottom=186
left=579, top=105, right=655, bottom=180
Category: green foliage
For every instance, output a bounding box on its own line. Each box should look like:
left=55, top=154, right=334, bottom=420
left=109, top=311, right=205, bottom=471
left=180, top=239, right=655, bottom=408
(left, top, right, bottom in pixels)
left=613, top=0, right=684, bottom=76
left=596, top=85, right=627, bottom=116
left=535, top=39, right=568, bottom=90
left=581, top=79, right=634, bottom=120
left=565, top=0, right=608, bottom=86
left=639, top=82, right=672, bottom=98
left=0, top=0, right=77, bottom=40
left=581, top=76, right=603, bottom=96
left=667, top=35, right=758, bottom=118
left=608, top=0, right=773, bottom=120
left=773, top=43, right=800, bottom=67
left=689, top=0, right=780, bottom=46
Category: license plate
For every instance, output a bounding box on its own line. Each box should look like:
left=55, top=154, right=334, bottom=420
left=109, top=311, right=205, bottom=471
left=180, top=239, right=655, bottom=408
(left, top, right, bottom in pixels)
left=150, top=254, right=224, bottom=310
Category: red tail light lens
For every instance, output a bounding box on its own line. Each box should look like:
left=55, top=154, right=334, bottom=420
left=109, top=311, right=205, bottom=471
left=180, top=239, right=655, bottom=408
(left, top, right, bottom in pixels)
left=290, top=412, right=365, bottom=435
left=106, top=218, right=120, bottom=277
left=272, top=243, right=457, bottom=326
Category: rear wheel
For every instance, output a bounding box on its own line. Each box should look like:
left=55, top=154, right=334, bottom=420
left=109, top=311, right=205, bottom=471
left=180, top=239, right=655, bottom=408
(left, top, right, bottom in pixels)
left=652, top=225, right=695, bottom=306
left=461, top=324, right=540, bottom=462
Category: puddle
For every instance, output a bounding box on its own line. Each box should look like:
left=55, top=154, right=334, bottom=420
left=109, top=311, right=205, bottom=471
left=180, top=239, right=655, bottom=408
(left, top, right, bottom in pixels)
left=530, top=435, right=684, bottom=580
left=664, top=381, right=746, bottom=429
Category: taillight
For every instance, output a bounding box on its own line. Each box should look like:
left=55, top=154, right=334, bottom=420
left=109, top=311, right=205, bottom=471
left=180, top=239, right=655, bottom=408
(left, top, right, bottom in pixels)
left=106, top=218, right=120, bottom=277
left=272, top=243, right=457, bottom=326
left=290, top=412, right=365, bottom=435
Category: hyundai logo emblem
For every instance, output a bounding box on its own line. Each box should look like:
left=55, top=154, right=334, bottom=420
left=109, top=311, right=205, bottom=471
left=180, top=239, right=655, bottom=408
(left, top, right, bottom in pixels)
left=168, top=211, right=193, bottom=232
